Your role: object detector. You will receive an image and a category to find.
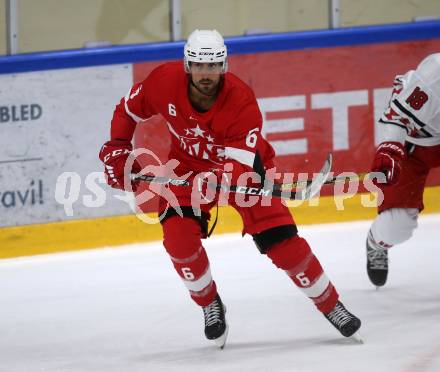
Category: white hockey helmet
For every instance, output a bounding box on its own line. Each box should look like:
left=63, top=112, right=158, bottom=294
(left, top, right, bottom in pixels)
left=184, top=29, right=228, bottom=73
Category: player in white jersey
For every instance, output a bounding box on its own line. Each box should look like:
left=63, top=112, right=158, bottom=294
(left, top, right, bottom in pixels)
left=366, top=53, right=440, bottom=287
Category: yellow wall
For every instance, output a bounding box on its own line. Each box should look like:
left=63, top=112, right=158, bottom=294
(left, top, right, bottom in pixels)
left=0, top=0, right=6, bottom=54
left=340, top=0, right=440, bottom=27
left=1, top=0, right=440, bottom=54
left=180, top=0, right=328, bottom=38
left=17, top=0, right=171, bottom=53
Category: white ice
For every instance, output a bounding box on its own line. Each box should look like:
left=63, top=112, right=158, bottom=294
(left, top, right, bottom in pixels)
left=0, top=215, right=439, bottom=372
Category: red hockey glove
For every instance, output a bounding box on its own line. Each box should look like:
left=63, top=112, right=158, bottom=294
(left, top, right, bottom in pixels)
left=371, top=142, right=406, bottom=185
left=99, top=139, right=141, bottom=191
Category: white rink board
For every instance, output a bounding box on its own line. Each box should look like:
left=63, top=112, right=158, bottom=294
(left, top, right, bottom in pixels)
left=0, top=216, right=439, bottom=372
left=0, top=65, right=135, bottom=227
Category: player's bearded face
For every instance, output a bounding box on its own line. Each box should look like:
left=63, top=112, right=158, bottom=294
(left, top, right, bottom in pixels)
left=189, top=62, right=223, bottom=95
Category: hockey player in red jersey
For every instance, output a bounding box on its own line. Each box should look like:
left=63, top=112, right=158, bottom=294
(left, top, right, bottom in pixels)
left=367, top=53, right=440, bottom=288
left=99, top=29, right=361, bottom=347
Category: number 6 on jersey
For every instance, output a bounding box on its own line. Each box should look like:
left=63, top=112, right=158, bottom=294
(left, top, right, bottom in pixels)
left=246, top=127, right=259, bottom=148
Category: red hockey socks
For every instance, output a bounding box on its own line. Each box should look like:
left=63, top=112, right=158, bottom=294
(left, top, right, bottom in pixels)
left=162, top=216, right=217, bottom=307
left=266, top=235, right=338, bottom=314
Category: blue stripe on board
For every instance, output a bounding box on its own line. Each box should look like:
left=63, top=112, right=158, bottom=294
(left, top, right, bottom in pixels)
left=1, top=21, right=440, bottom=74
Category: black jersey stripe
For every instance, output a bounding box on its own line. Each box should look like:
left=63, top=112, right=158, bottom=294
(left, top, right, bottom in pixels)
left=419, top=127, right=433, bottom=137
left=392, top=99, right=433, bottom=137
left=378, top=118, right=409, bottom=132
left=253, top=150, right=266, bottom=183
left=393, top=99, right=427, bottom=127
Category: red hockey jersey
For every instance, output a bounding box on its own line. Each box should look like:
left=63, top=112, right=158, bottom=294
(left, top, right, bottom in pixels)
left=110, top=61, right=275, bottom=175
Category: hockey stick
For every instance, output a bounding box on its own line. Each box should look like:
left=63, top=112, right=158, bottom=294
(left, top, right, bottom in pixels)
left=134, top=169, right=370, bottom=190
left=281, top=172, right=372, bottom=189
left=205, top=153, right=333, bottom=200
left=133, top=175, right=190, bottom=187
left=134, top=153, right=333, bottom=201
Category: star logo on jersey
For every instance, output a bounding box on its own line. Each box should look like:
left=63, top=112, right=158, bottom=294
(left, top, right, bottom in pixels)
left=191, top=124, right=205, bottom=138
left=167, top=122, right=223, bottom=163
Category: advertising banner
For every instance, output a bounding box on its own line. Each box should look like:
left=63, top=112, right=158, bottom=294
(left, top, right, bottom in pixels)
left=0, top=65, right=134, bottom=227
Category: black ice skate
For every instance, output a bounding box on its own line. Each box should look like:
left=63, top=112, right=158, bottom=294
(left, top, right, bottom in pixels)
left=324, top=301, right=362, bottom=341
left=366, top=231, right=389, bottom=288
left=202, top=294, right=228, bottom=348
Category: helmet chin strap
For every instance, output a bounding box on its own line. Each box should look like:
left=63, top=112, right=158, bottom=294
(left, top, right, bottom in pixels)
left=189, top=76, right=223, bottom=97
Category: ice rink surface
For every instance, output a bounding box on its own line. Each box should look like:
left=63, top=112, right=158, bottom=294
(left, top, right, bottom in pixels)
left=1, top=215, right=439, bottom=372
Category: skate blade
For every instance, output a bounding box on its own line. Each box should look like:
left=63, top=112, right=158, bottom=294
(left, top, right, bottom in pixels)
left=214, top=324, right=229, bottom=349
left=351, top=331, right=363, bottom=344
